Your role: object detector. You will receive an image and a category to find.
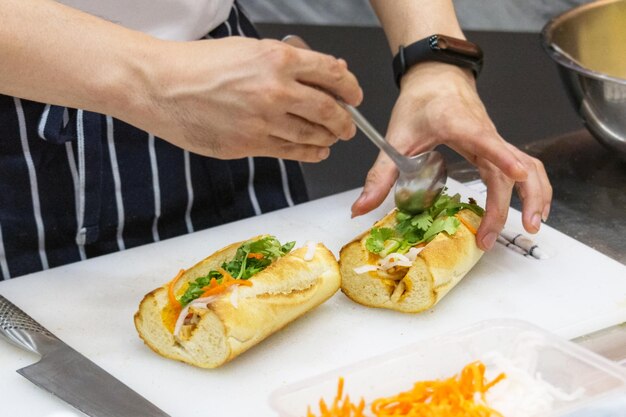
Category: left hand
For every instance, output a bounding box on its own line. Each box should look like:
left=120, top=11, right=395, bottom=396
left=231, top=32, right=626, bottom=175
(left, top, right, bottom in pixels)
left=350, top=62, right=552, bottom=251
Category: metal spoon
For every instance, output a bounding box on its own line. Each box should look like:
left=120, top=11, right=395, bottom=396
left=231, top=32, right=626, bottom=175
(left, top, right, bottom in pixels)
left=282, top=35, right=447, bottom=213
left=347, top=107, right=447, bottom=213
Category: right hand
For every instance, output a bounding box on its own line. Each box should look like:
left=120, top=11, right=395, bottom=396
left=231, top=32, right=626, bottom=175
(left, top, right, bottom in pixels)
left=350, top=63, right=552, bottom=249
left=124, top=37, right=362, bottom=162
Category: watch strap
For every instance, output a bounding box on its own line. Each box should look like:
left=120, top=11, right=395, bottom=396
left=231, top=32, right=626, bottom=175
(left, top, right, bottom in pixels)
left=392, top=35, right=483, bottom=88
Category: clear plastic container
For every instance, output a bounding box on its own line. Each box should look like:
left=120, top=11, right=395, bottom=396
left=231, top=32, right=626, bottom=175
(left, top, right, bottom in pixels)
left=269, top=319, right=626, bottom=417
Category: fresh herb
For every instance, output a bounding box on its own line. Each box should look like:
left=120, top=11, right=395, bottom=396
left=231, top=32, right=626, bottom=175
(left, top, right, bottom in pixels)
left=222, top=236, right=295, bottom=279
left=365, top=190, right=483, bottom=255
left=179, top=270, right=223, bottom=306
left=423, top=216, right=461, bottom=241
left=365, top=227, right=395, bottom=254
left=178, top=236, right=295, bottom=306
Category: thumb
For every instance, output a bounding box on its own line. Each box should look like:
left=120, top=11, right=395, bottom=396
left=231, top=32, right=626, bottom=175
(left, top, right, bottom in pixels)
left=351, top=152, right=398, bottom=217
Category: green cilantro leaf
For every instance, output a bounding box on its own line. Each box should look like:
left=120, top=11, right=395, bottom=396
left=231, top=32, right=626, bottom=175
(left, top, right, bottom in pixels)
left=424, top=217, right=461, bottom=241
left=410, top=212, right=433, bottom=231
left=365, top=227, right=395, bottom=253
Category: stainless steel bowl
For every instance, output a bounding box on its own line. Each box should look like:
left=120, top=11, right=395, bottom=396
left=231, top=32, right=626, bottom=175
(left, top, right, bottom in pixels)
left=541, top=0, right=626, bottom=157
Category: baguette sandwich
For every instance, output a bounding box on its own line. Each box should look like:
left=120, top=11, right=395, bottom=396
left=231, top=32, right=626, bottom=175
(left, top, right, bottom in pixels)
left=134, top=235, right=340, bottom=368
left=340, top=191, right=484, bottom=313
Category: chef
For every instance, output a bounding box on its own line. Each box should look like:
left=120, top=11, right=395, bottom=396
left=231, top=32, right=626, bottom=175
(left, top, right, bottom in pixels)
left=0, top=0, right=551, bottom=279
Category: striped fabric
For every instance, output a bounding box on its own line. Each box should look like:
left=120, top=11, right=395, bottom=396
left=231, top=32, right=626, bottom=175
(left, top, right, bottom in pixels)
left=0, top=2, right=308, bottom=279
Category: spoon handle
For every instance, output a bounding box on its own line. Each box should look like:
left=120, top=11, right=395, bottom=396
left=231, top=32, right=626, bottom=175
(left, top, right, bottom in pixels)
left=343, top=104, right=411, bottom=171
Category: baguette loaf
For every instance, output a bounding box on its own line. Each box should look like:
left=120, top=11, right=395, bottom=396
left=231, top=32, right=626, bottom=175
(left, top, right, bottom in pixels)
left=339, top=209, right=483, bottom=313
left=134, top=237, right=340, bottom=368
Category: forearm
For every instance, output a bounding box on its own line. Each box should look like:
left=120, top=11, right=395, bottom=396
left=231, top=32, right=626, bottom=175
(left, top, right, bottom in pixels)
left=0, top=0, right=362, bottom=163
left=369, top=0, right=465, bottom=53
left=0, top=0, right=158, bottom=119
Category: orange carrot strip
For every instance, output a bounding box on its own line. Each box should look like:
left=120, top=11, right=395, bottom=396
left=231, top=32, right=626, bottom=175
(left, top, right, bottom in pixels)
left=167, top=269, right=185, bottom=307
left=455, top=213, right=478, bottom=235
left=199, top=279, right=252, bottom=298
left=197, top=267, right=253, bottom=299
left=218, top=267, right=234, bottom=281
left=306, top=376, right=367, bottom=417
left=247, top=252, right=264, bottom=259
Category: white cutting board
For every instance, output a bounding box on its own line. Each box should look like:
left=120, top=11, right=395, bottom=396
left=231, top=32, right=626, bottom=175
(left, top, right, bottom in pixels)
left=1, top=179, right=625, bottom=417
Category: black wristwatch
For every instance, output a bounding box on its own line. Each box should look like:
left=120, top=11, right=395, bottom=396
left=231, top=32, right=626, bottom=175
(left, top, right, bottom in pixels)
left=392, top=34, right=484, bottom=88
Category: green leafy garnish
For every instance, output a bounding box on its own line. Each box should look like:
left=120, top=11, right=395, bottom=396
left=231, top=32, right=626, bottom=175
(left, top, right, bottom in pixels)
left=365, top=227, right=395, bottom=253
left=365, top=190, right=483, bottom=255
left=222, top=236, right=295, bottom=279
left=179, top=270, right=223, bottom=306
left=178, top=236, right=295, bottom=306
left=423, top=217, right=461, bottom=242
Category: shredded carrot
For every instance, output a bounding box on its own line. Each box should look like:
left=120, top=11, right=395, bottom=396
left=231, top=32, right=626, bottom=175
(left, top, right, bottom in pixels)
left=306, top=361, right=505, bottom=417
left=371, top=361, right=505, bottom=417
left=218, top=267, right=234, bottom=281
left=306, top=377, right=367, bottom=417
left=198, top=267, right=253, bottom=299
left=455, top=213, right=478, bottom=235
left=167, top=269, right=186, bottom=307
left=247, top=252, right=264, bottom=259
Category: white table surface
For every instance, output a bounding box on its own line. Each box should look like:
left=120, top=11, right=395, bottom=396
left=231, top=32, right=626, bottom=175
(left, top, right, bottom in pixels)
left=1, top=179, right=625, bottom=417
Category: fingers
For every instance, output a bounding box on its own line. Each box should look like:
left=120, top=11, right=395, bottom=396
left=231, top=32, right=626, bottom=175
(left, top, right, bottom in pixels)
left=292, top=49, right=363, bottom=106
left=476, top=164, right=514, bottom=251
left=351, top=152, right=398, bottom=217
left=447, top=127, right=527, bottom=183
left=510, top=148, right=553, bottom=234
left=272, top=113, right=340, bottom=147
left=476, top=148, right=552, bottom=250
left=272, top=39, right=362, bottom=106
left=287, top=84, right=356, bottom=140
left=256, top=135, right=331, bottom=163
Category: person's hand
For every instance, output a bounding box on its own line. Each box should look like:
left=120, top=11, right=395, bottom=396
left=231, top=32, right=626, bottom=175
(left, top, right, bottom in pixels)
left=351, top=62, right=552, bottom=250
left=122, top=37, right=362, bottom=162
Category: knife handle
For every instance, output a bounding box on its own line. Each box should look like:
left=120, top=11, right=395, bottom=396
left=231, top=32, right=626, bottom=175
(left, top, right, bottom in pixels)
left=0, top=295, right=60, bottom=355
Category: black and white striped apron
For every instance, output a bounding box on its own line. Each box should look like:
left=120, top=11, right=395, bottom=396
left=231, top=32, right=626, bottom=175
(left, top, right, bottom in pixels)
left=0, top=3, right=308, bottom=279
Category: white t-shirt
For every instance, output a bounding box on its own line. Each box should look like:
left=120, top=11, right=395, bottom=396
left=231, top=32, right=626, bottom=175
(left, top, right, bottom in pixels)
left=58, top=0, right=235, bottom=41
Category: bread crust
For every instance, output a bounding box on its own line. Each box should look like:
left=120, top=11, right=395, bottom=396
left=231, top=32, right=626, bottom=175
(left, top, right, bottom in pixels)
left=339, top=209, right=483, bottom=313
left=134, top=237, right=341, bottom=368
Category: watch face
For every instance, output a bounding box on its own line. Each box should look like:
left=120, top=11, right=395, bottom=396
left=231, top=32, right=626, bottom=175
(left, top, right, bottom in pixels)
left=433, top=35, right=483, bottom=59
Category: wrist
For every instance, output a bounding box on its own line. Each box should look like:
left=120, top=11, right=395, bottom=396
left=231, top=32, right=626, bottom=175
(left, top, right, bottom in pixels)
left=400, top=61, right=476, bottom=94
left=97, top=33, right=165, bottom=126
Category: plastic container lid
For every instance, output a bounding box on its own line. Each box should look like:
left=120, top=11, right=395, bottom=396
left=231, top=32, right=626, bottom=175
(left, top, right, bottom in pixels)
left=269, top=319, right=626, bottom=417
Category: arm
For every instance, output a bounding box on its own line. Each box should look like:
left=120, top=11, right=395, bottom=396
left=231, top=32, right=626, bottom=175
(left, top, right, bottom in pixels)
left=0, top=0, right=150, bottom=118
left=353, top=0, right=552, bottom=250
left=0, top=0, right=362, bottom=162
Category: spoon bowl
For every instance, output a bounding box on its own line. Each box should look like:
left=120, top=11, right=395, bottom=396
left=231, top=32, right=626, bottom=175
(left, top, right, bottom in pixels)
left=343, top=103, right=448, bottom=214
left=395, top=151, right=447, bottom=213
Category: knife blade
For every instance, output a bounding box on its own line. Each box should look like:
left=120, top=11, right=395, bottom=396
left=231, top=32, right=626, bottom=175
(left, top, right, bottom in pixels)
left=0, top=294, right=170, bottom=417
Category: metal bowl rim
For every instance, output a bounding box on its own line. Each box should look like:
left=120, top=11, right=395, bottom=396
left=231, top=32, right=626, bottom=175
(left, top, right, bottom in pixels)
left=540, top=0, right=626, bottom=85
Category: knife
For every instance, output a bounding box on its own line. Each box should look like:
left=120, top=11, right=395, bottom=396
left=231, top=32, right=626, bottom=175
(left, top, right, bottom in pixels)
left=0, top=294, right=170, bottom=417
